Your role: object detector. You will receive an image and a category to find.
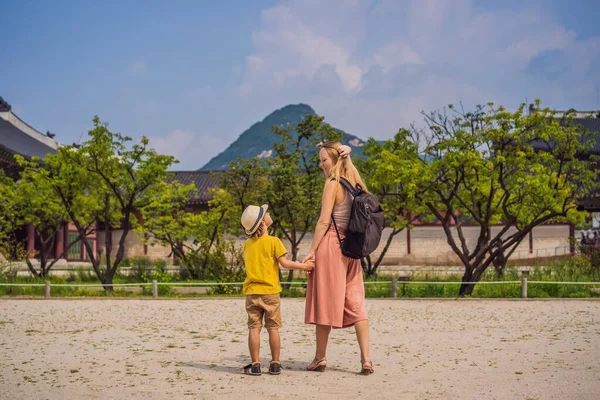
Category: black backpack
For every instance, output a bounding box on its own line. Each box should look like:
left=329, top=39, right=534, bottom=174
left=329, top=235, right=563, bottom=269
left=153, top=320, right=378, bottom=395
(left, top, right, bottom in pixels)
left=331, top=178, right=384, bottom=259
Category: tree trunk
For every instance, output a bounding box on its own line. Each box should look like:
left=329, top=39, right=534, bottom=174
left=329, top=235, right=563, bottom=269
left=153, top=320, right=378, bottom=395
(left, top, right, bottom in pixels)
left=25, top=258, right=40, bottom=279
left=362, top=256, right=377, bottom=279
left=102, top=272, right=114, bottom=292
left=458, top=268, right=476, bottom=297
left=283, top=247, right=297, bottom=290
left=493, top=263, right=505, bottom=279
left=364, top=228, right=403, bottom=279
left=38, top=235, right=53, bottom=278
left=284, top=270, right=294, bottom=290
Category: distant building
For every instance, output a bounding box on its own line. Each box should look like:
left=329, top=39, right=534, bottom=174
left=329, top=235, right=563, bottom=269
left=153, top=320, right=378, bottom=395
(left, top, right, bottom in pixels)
left=528, top=104, right=600, bottom=213
left=0, top=97, right=58, bottom=176
left=168, top=170, right=219, bottom=211
left=100, top=171, right=219, bottom=263
left=0, top=96, right=95, bottom=261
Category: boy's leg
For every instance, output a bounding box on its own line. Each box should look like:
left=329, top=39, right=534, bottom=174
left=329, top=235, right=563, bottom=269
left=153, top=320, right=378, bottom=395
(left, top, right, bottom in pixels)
left=248, top=328, right=262, bottom=364
left=262, top=294, right=282, bottom=363
left=267, top=328, right=280, bottom=362
left=246, top=295, right=264, bottom=365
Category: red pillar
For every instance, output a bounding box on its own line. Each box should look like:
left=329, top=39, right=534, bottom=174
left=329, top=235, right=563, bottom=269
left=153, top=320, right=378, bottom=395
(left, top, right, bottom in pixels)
left=55, top=226, right=64, bottom=259
left=27, top=224, right=35, bottom=257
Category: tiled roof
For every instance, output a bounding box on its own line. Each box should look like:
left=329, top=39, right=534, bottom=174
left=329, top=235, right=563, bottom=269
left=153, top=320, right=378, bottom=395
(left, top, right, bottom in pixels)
left=530, top=117, right=600, bottom=155
left=578, top=193, right=600, bottom=212
left=573, top=118, right=600, bottom=154
left=0, top=97, right=11, bottom=112
left=0, top=117, right=57, bottom=159
left=168, top=171, right=221, bottom=204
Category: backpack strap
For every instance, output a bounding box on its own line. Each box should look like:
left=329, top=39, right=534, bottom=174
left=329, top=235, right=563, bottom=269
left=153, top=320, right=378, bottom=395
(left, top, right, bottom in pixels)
left=339, top=177, right=359, bottom=196
left=330, top=177, right=355, bottom=250
left=331, top=213, right=344, bottom=248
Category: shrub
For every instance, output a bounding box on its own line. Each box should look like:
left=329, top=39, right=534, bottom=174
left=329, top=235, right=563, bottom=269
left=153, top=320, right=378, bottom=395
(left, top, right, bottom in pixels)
left=205, top=240, right=245, bottom=295
left=153, top=258, right=167, bottom=274
left=0, top=239, right=27, bottom=279
left=128, top=256, right=154, bottom=282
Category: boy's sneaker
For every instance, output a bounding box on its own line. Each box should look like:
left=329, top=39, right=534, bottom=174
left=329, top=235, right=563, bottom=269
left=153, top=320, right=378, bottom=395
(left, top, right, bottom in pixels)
left=269, top=361, right=281, bottom=375
left=243, top=363, right=261, bottom=376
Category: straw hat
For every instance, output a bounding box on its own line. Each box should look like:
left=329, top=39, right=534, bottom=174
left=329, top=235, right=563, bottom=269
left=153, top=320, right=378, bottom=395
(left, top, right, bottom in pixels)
left=241, top=204, right=269, bottom=235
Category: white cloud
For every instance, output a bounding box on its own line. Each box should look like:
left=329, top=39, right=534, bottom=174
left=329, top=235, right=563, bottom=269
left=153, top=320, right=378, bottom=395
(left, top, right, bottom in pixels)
left=246, top=4, right=364, bottom=93
left=257, top=149, right=273, bottom=159
left=129, top=61, right=147, bottom=75
left=147, top=129, right=226, bottom=170
left=234, top=0, right=600, bottom=140
left=367, top=43, right=422, bottom=72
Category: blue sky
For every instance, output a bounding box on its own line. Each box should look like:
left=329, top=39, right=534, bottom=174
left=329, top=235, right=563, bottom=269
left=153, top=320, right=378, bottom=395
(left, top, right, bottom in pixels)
left=1, top=0, right=599, bottom=169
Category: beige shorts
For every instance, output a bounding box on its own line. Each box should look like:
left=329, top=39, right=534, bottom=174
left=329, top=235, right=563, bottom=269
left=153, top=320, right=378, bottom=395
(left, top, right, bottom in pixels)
left=246, top=293, right=282, bottom=330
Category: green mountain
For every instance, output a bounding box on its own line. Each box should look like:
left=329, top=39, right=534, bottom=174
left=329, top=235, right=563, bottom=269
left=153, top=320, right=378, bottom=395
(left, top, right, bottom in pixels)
left=199, top=104, right=368, bottom=170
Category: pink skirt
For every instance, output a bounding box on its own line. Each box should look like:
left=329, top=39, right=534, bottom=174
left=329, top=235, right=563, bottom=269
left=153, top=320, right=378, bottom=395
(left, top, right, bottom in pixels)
left=304, top=227, right=368, bottom=328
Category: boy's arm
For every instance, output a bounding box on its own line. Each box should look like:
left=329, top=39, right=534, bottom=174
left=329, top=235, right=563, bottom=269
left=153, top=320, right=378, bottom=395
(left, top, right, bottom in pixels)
left=278, top=255, right=314, bottom=271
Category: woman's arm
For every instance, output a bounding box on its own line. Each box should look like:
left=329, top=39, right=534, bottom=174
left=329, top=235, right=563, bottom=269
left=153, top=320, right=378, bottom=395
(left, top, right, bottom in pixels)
left=303, top=180, right=338, bottom=262
left=338, top=144, right=351, bottom=158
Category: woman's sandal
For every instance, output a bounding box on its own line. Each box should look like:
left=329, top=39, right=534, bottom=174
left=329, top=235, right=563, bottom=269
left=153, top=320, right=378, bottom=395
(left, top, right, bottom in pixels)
left=243, top=362, right=261, bottom=376
left=360, top=360, right=374, bottom=375
left=306, top=357, right=327, bottom=372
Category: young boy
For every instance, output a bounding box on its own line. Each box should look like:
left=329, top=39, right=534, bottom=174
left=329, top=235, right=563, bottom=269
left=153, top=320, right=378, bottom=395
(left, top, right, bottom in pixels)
left=240, top=204, right=314, bottom=376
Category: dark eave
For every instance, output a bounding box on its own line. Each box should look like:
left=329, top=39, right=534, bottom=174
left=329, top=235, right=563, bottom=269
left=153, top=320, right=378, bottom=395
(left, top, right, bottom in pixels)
left=168, top=170, right=221, bottom=204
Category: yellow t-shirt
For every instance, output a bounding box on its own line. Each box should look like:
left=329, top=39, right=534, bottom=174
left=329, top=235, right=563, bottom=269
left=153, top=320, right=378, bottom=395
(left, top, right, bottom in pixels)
left=243, top=235, right=288, bottom=295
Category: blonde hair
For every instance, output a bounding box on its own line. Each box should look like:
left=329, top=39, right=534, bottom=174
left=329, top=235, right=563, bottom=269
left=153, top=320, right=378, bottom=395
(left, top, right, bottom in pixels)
left=249, top=220, right=267, bottom=239
left=320, top=141, right=369, bottom=197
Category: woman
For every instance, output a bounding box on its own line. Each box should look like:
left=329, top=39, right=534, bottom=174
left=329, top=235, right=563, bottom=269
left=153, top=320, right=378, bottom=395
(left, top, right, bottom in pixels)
left=303, top=141, right=373, bottom=375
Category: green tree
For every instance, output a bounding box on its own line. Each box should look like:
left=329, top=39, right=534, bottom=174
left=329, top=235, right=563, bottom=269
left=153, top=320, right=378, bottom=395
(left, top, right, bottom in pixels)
left=13, top=159, right=83, bottom=277
left=413, top=101, right=597, bottom=296
left=139, top=182, right=233, bottom=279
left=356, top=132, right=431, bottom=278
left=214, top=115, right=341, bottom=287
left=0, top=171, right=24, bottom=268
left=72, top=117, right=176, bottom=290
left=16, top=149, right=104, bottom=279
left=215, top=158, right=269, bottom=220
left=268, top=114, right=342, bottom=286
left=22, top=117, right=177, bottom=290
left=0, top=171, right=17, bottom=245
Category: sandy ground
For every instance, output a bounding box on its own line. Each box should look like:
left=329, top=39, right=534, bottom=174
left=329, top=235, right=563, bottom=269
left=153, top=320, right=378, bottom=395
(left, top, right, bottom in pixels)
left=1, top=299, right=599, bottom=400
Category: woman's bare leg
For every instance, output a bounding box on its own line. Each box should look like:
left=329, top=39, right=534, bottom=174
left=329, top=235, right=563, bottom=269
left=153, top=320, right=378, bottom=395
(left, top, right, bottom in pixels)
left=315, top=324, right=332, bottom=359
left=354, top=320, right=370, bottom=362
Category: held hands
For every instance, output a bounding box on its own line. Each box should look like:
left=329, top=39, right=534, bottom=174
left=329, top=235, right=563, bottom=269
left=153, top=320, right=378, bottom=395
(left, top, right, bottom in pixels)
left=302, top=252, right=316, bottom=273
left=302, top=252, right=315, bottom=264
left=302, top=258, right=315, bottom=273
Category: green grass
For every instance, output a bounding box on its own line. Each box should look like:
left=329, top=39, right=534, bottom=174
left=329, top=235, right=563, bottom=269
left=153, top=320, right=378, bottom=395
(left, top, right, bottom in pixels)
left=371, top=258, right=600, bottom=298
left=1, top=257, right=599, bottom=298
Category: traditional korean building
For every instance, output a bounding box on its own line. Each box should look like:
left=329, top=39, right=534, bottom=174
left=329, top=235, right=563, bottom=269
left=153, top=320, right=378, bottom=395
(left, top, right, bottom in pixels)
left=97, top=170, right=219, bottom=263
left=528, top=105, right=600, bottom=213
left=0, top=96, right=98, bottom=261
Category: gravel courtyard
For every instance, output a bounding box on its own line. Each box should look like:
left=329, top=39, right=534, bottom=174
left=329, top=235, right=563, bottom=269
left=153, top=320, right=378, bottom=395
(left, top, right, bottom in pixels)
left=1, top=298, right=599, bottom=400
